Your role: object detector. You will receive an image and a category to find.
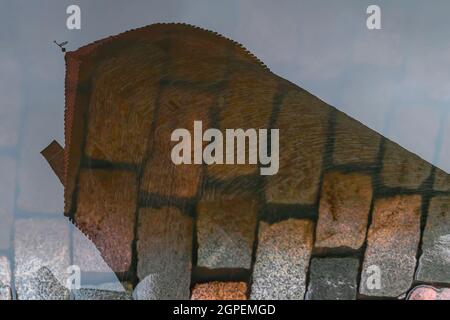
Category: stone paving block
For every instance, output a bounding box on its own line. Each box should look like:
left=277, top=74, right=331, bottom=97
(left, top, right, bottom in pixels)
left=416, top=195, right=450, bottom=283
left=196, top=192, right=258, bottom=269
left=75, top=169, right=137, bottom=273
left=408, top=285, right=450, bottom=300
left=305, top=257, right=359, bottom=300
left=14, top=218, right=70, bottom=300
left=250, top=219, right=314, bottom=300
left=191, top=282, right=248, bottom=300
left=265, top=89, right=330, bottom=205
left=360, top=195, right=421, bottom=298
left=0, top=156, right=15, bottom=250
left=315, top=172, right=373, bottom=250
left=0, top=255, right=12, bottom=300
left=85, top=43, right=164, bottom=164
left=333, top=112, right=381, bottom=165
left=141, top=86, right=214, bottom=198
left=137, top=207, right=192, bottom=299
left=434, top=168, right=450, bottom=192
left=132, top=274, right=167, bottom=300
left=0, top=286, right=11, bottom=300
left=381, top=141, right=431, bottom=189
left=73, top=287, right=131, bottom=300
left=207, top=68, right=277, bottom=180
left=17, top=267, right=70, bottom=300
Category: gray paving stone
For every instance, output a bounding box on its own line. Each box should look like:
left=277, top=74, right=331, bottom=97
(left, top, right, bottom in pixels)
left=133, top=275, right=158, bottom=300
left=133, top=273, right=189, bottom=300
left=0, top=156, right=15, bottom=250
left=0, top=255, right=12, bottom=300
left=360, top=195, right=421, bottom=298
left=17, top=267, right=70, bottom=300
left=14, top=218, right=70, bottom=300
left=305, top=257, right=359, bottom=300
left=416, top=195, right=450, bottom=283
left=197, top=192, right=258, bottom=269
left=137, top=207, right=192, bottom=300
left=73, top=287, right=131, bottom=300
left=0, top=285, right=11, bottom=300
left=250, top=219, right=314, bottom=300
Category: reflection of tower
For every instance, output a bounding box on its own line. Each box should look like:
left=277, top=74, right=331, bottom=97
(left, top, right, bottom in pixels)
left=53, top=40, right=68, bottom=53
left=41, top=23, right=450, bottom=301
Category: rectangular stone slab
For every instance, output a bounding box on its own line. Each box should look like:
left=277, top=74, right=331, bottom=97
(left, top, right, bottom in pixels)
left=250, top=219, right=314, bottom=300
left=75, top=169, right=137, bottom=273
left=196, top=191, right=258, bottom=269
left=315, top=171, right=373, bottom=250
left=137, top=207, right=192, bottom=300
left=305, top=257, right=359, bottom=300
left=416, top=195, right=450, bottom=284
left=191, top=282, right=247, bottom=300
left=360, top=194, right=421, bottom=298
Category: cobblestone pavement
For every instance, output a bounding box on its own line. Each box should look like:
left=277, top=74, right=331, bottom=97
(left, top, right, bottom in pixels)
left=1, top=23, right=450, bottom=300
